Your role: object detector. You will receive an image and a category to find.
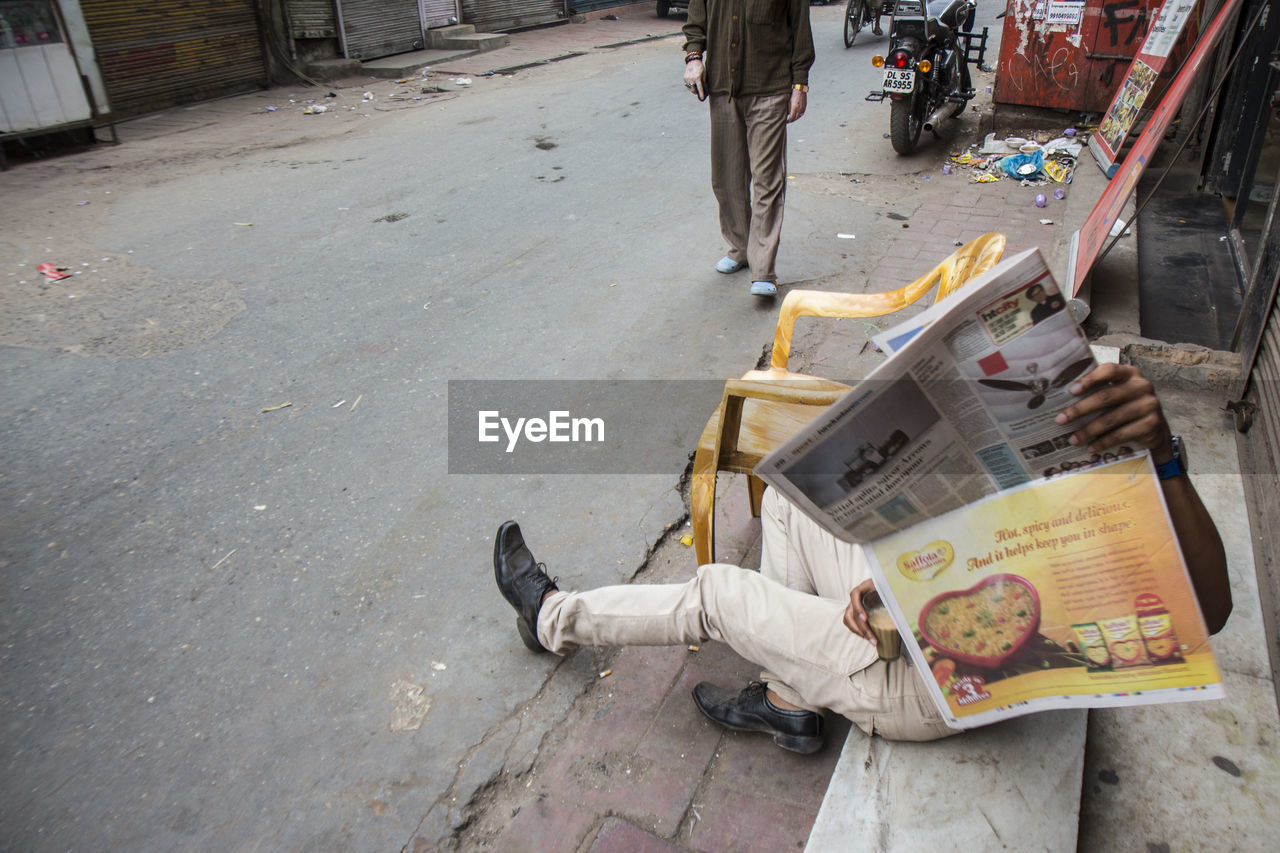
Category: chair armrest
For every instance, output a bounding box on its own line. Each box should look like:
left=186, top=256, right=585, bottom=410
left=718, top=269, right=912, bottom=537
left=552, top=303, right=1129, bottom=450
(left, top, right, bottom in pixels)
left=933, top=232, right=1007, bottom=304
left=715, top=377, right=850, bottom=465
left=769, top=283, right=940, bottom=370
left=722, top=377, right=850, bottom=408
left=768, top=232, right=1007, bottom=370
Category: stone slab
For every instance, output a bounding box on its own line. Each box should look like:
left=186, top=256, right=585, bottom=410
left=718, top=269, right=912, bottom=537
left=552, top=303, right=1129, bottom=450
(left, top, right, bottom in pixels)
left=1076, top=388, right=1280, bottom=849
left=804, top=710, right=1086, bottom=852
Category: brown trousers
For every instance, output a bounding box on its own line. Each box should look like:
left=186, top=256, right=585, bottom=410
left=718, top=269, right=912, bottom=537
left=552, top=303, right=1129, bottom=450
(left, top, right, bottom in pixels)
left=709, top=92, right=791, bottom=282
left=537, top=488, right=959, bottom=742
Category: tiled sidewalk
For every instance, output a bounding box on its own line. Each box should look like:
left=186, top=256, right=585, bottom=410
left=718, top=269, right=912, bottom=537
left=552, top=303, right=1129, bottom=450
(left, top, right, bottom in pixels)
left=437, top=477, right=850, bottom=851
left=866, top=178, right=1071, bottom=288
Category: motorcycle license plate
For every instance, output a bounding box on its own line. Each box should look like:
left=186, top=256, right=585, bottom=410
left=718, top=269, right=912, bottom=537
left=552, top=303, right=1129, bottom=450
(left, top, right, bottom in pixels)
left=883, top=68, right=915, bottom=93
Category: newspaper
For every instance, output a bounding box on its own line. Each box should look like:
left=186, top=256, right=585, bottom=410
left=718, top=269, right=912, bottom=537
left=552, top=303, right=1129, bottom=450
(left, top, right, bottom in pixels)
left=754, top=247, right=1223, bottom=727
left=864, top=454, right=1223, bottom=728
left=756, top=248, right=1103, bottom=544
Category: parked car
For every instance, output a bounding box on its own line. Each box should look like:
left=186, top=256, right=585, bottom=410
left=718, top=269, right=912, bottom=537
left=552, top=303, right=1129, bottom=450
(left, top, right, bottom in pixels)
left=657, top=0, right=688, bottom=16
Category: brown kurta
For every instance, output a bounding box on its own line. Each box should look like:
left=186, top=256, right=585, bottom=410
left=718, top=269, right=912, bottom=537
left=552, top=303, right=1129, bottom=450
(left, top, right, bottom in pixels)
left=682, top=0, right=815, bottom=97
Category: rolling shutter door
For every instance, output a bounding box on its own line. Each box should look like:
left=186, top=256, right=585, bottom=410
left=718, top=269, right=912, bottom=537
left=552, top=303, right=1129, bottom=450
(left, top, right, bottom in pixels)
left=80, top=0, right=266, bottom=120
left=422, top=0, right=458, bottom=29
left=1251, top=298, right=1280, bottom=464
left=289, top=0, right=338, bottom=38
left=460, top=0, right=565, bottom=33
left=338, top=0, right=422, bottom=59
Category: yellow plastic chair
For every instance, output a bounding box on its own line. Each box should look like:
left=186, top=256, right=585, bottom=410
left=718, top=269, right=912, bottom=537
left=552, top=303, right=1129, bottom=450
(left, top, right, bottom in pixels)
left=691, top=233, right=1006, bottom=566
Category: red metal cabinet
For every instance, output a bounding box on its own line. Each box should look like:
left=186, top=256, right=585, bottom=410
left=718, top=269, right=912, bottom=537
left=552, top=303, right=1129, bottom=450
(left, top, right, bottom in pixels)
left=995, top=0, right=1193, bottom=113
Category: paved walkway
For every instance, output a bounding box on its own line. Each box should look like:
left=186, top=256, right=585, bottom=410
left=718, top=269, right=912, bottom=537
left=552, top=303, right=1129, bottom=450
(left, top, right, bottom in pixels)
left=431, top=5, right=687, bottom=77
left=441, top=482, right=849, bottom=851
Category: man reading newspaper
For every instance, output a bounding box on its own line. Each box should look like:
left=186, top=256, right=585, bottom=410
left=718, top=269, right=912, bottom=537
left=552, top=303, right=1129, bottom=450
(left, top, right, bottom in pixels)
left=493, top=364, right=1231, bottom=751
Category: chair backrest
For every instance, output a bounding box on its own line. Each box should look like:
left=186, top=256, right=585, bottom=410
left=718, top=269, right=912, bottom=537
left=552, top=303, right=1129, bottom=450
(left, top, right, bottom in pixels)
left=768, top=232, right=1006, bottom=371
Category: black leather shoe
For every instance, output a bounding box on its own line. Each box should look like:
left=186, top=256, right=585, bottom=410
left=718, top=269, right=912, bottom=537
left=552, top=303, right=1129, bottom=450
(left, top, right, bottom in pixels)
left=494, top=521, right=559, bottom=653
left=692, top=681, right=824, bottom=754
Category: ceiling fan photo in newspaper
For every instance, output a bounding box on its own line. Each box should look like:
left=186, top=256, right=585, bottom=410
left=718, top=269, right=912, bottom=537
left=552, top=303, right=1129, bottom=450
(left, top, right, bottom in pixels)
left=976, top=357, right=1094, bottom=409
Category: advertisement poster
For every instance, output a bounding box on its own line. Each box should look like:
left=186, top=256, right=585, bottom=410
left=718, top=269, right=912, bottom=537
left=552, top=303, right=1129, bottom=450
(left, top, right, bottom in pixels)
left=1088, top=0, right=1205, bottom=174
left=866, top=455, right=1223, bottom=728
left=1096, top=59, right=1159, bottom=156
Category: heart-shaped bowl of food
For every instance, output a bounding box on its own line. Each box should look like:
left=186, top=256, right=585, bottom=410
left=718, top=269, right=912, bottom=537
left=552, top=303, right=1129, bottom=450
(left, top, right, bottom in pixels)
left=918, top=574, right=1040, bottom=669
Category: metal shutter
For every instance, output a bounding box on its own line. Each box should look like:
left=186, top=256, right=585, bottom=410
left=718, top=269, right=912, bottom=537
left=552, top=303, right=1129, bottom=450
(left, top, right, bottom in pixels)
left=1253, top=301, right=1280, bottom=459
left=338, top=0, right=422, bottom=59
left=80, top=0, right=266, bottom=120
left=460, top=0, right=566, bottom=33
left=289, top=0, right=338, bottom=38
left=422, top=0, right=458, bottom=29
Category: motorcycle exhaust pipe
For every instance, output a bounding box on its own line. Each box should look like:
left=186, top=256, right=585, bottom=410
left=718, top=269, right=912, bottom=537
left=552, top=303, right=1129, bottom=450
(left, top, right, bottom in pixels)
left=922, top=105, right=950, bottom=133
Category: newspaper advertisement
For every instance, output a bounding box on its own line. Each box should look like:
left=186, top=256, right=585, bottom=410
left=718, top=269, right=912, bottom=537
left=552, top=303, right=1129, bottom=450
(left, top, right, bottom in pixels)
left=864, top=455, right=1224, bottom=728
left=756, top=248, right=1102, bottom=544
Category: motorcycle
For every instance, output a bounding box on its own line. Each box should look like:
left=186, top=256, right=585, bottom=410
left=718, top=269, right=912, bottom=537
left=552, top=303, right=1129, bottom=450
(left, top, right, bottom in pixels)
left=843, top=0, right=895, bottom=49
left=865, top=0, right=988, bottom=155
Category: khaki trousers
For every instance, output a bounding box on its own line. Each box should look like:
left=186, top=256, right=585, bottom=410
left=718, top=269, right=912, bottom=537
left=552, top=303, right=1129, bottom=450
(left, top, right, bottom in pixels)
left=537, top=489, right=958, bottom=742
left=709, top=92, right=790, bottom=282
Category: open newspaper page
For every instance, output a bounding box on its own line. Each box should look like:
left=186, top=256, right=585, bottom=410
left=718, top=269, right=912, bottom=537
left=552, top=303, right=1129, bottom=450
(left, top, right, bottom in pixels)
left=863, top=455, right=1224, bottom=728
left=756, top=248, right=1100, bottom=544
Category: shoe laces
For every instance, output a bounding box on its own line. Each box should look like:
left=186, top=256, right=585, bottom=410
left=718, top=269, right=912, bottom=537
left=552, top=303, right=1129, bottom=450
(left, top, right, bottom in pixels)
left=519, top=562, right=559, bottom=596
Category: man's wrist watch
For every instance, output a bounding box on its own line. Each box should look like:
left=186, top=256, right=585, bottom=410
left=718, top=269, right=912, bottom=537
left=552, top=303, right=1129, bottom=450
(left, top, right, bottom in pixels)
left=793, top=83, right=809, bottom=93
left=1155, top=435, right=1188, bottom=480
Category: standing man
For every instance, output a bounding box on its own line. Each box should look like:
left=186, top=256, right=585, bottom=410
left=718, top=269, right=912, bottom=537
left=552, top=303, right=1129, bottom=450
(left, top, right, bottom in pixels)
left=682, top=0, right=815, bottom=298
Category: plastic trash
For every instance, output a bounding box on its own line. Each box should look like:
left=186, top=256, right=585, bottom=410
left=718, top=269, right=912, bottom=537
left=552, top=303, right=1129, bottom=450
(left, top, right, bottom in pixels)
left=978, top=133, right=1016, bottom=155
left=1035, top=194, right=1047, bottom=208
left=942, top=163, right=952, bottom=174
left=1064, top=127, right=1076, bottom=137
left=36, top=263, right=71, bottom=281
left=1041, top=137, right=1083, bottom=158
left=1001, top=150, right=1045, bottom=179
left=1043, top=161, right=1072, bottom=183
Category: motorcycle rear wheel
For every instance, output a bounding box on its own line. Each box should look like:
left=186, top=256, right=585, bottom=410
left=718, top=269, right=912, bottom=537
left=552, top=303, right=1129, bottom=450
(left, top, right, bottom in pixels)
left=890, top=95, right=924, bottom=155
left=844, top=0, right=866, bottom=48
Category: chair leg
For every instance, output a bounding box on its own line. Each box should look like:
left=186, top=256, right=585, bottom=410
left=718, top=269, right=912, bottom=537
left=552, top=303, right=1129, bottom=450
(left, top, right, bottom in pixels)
left=691, top=460, right=717, bottom=566
left=747, top=475, right=767, bottom=518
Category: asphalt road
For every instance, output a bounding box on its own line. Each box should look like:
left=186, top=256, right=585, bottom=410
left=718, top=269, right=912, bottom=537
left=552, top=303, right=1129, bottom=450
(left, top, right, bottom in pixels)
left=0, top=7, right=1003, bottom=850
